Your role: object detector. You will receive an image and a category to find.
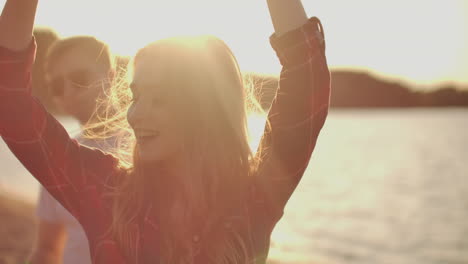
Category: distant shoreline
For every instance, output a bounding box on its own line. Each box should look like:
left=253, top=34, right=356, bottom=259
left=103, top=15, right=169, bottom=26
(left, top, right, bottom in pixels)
left=246, top=71, right=468, bottom=109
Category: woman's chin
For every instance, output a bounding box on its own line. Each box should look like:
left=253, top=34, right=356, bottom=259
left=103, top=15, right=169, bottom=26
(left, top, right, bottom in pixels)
left=136, top=143, right=182, bottom=168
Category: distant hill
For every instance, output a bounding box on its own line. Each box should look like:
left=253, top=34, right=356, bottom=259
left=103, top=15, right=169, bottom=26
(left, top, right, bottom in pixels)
left=248, top=71, right=468, bottom=109
left=33, top=63, right=468, bottom=113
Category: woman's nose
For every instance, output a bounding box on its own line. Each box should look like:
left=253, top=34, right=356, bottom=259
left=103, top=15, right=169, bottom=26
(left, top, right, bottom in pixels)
left=127, top=102, right=139, bottom=127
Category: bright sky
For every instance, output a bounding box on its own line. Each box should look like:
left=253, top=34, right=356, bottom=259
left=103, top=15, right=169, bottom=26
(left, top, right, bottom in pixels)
left=2, top=0, right=468, bottom=89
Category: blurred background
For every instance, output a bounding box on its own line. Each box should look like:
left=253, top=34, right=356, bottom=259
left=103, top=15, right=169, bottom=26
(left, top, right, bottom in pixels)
left=0, top=0, right=467, bottom=263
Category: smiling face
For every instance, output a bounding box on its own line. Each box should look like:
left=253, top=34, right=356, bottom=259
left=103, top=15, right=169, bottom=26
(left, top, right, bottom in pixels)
left=127, top=56, right=185, bottom=164
left=126, top=36, right=249, bottom=170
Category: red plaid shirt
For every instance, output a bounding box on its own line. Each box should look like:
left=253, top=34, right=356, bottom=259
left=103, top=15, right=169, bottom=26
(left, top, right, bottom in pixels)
left=0, top=17, right=330, bottom=264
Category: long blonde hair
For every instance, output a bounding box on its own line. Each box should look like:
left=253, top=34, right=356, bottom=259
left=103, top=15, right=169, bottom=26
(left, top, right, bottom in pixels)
left=87, top=36, right=267, bottom=263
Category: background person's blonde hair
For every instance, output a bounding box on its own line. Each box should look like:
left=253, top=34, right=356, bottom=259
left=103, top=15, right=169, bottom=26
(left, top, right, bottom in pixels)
left=45, top=35, right=115, bottom=75
left=32, top=27, right=60, bottom=113
left=87, top=35, right=268, bottom=263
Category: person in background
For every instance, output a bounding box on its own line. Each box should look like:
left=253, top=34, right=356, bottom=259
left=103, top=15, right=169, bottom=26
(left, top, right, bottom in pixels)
left=29, top=36, right=117, bottom=264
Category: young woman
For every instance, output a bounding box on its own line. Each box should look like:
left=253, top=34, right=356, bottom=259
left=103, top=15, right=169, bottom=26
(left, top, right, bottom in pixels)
left=0, top=0, right=330, bottom=263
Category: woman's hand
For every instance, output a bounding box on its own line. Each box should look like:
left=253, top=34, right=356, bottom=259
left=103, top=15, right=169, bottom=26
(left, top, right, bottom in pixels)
left=0, top=0, right=39, bottom=51
left=267, top=0, right=308, bottom=36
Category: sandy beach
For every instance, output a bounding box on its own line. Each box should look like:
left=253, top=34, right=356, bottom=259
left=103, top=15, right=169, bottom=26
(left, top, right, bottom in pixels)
left=0, top=193, right=37, bottom=264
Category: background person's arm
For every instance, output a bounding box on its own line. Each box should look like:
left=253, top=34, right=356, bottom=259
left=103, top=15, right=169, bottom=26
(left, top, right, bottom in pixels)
left=29, top=188, right=66, bottom=264
left=29, top=221, right=67, bottom=264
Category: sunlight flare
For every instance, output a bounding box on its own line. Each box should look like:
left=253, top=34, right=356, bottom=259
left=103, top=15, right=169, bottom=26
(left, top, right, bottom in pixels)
left=247, top=112, right=267, bottom=153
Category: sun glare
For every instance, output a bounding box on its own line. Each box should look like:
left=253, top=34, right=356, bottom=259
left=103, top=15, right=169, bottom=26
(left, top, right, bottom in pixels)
left=1, top=0, right=466, bottom=85
left=247, top=113, right=267, bottom=153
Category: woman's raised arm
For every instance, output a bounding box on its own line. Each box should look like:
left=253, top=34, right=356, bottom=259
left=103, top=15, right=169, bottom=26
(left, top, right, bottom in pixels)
left=0, top=0, right=38, bottom=50
left=267, top=0, right=308, bottom=36
left=0, top=0, right=120, bottom=223
left=255, top=0, right=331, bottom=218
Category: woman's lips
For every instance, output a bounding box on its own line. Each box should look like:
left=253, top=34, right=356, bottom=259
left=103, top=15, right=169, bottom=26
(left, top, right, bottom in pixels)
left=135, top=130, right=160, bottom=144
left=137, top=134, right=159, bottom=144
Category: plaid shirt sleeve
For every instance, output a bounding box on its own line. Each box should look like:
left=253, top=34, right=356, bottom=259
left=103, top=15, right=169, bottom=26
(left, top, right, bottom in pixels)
left=255, top=17, right=331, bottom=217
left=0, top=39, right=119, bottom=220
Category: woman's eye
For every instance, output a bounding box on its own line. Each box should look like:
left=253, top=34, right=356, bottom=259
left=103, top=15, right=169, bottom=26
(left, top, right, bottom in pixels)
left=68, top=70, right=92, bottom=87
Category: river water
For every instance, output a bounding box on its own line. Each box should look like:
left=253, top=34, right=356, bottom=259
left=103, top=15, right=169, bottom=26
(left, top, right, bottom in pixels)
left=1, top=109, right=467, bottom=264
